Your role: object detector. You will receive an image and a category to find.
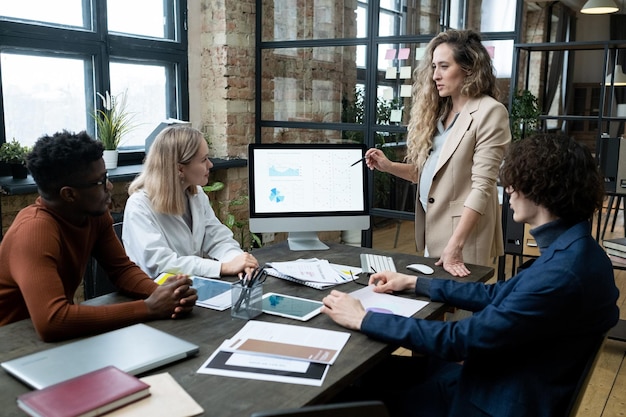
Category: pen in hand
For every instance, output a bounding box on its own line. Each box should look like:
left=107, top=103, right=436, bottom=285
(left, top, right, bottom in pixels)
left=351, top=156, right=367, bottom=167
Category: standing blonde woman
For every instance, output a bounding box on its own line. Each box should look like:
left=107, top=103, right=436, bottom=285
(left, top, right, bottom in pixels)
left=366, top=29, right=510, bottom=276
left=123, top=126, right=258, bottom=279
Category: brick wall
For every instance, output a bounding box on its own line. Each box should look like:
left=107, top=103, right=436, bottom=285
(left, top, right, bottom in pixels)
left=192, top=0, right=256, bottom=159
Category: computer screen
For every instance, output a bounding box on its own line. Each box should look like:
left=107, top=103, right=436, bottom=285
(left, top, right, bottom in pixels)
left=248, top=143, right=370, bottom=251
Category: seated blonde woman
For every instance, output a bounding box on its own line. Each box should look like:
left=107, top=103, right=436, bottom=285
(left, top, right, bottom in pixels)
left=123, top=126, right=258, bottom=279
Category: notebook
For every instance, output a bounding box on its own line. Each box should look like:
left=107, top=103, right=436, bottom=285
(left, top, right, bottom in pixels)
left=2, top=323, right=199, bottom=389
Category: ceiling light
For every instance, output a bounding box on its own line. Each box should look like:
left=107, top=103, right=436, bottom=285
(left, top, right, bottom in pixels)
left=606, top=65, right=626, bottom=86
left=581, top=0, right=619, bottom=14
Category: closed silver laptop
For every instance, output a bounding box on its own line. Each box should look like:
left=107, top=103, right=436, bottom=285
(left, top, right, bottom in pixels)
left=1, top=323, right=199, bottom=389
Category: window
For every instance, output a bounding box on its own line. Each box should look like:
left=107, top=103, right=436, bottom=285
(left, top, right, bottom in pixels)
left=0, top=0, right=87, bottom=29
left=1, top=52, right=89, bottom=147
left=258, top=0, right=520, bottom=246
left=0, top=0, right=188, bottom=158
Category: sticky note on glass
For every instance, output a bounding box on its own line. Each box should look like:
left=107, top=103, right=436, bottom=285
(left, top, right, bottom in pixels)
left=385, top=48, right=397, bottom=60
left=390, top=109, right=402, bottom=123
left=415, top=47, right=426, bottom=61
left=486, top=45, right=495, bottom=58
left=385, top=67, right=397, bottom=79
left=400, top=84, right=412, bottom=97
left=382, top=89, right=394, bottom=100
left=399, top=66, right=412, bottom=79
left=398, top=48, right=410, bottom=60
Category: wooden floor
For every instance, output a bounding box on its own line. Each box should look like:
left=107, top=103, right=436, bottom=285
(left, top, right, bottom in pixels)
left=371, top=203, right=626, bottom=417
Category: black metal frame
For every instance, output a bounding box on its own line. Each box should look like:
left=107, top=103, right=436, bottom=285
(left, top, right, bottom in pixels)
left=256, top=1, right=522, bottom=248
left=0, top=0, right=189, bottom=169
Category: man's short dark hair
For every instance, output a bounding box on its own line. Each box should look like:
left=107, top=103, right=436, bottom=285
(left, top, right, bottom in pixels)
left=27, top=130, right=103, bottom=199
left=499, top=133, right=604, bottom=224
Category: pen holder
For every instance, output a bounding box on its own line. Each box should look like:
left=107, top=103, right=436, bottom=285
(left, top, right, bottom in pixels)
left=231, top=281, right=263, bottom=320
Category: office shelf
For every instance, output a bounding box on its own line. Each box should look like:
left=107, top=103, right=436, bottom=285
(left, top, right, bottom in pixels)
left=511, top=40, right=626, bottom=153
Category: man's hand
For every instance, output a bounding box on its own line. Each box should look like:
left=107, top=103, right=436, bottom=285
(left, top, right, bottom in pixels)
left=145, top=274, right=197, bottom=319
left=368, top=271, right=417, bottom=293
left=321, top=290, right=366, bottom=330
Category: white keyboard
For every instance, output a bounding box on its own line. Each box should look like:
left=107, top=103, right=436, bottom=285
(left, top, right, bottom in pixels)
left=360, top=253, right=397, bottom=273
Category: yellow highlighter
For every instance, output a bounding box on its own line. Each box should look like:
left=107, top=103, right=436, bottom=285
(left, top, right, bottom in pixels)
left=155, top=273, right=176, bottom=285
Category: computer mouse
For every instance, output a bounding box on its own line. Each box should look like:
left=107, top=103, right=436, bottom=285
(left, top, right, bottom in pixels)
left=406, top=264, right=434, bottom=275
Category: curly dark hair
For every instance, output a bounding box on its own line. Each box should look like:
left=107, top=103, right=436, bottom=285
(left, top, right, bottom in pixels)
left=27, top=130, right=103, bottom=199
left=499, top=133, right=604, bottom=224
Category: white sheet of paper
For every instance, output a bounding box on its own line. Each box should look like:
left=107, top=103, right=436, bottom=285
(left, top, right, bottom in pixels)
left=399, top=66, right=412, bottom=79
left=385, top=67, right=397, bottom=79
left=350, top=285, right=428, bottom=317
left=415, top=47, right=426, bottom=61
left=198, top=337, right=330, bottom=386
left=390, top=109, right=402, bottom=123
left=400, top=84, right=412, bottom=97
left=223, top=321, right=350, bottom=365
left=226, top=352, right=310, bottom=373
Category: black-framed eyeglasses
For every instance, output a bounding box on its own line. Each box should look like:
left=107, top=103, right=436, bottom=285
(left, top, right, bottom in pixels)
left=68, top=173, right=109, bottom=191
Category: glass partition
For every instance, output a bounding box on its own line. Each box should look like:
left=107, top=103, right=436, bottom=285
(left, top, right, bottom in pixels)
left=261, top=0, right=362, bottom=41
left=260, top=127, right=365, bottom=145
left=261, top=46, right=362, bottom=124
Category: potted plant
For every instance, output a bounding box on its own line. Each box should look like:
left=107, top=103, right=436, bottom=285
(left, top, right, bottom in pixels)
left=510, top=89, right=541, bottom=142
left=203, top=181, right=262, bottom=250
left=0, top=139, right=31, bottom=179
left=93, top=90, right=136, bottom=169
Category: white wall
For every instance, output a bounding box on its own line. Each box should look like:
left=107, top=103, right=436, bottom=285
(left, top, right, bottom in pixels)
left=573, top=13, right=612, bottom=84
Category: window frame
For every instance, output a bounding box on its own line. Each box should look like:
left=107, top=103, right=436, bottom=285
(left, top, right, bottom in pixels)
left=256, top=0, right=522, bottom=247
left=0, top=0, right=189, bottom=166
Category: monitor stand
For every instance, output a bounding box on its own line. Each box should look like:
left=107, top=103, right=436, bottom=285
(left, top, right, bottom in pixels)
left=287, top=232, right=329, bottom=251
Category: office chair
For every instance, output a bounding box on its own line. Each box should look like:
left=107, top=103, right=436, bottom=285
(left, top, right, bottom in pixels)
left=563, top=333, right=607, bottom=417
left=83, top=221, right=124, bottom=299
left=250, top=401, right=390, bottom=417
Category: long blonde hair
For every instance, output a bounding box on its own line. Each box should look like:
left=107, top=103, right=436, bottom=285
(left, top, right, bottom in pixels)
left=128, top=125, right=205, bottom=215
left=406, top=29, right=499, bottom=169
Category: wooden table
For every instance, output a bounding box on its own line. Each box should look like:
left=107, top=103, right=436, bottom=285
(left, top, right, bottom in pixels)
left=0, top=242, right=493, bottom=417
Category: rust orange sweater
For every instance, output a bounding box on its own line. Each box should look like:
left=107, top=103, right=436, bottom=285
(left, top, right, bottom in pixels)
left=0, top=198, right=158, bottom=341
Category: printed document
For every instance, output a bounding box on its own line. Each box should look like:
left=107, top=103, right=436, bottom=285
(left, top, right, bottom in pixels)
left=197, top=321, right=350, bottom=386
left=266, top=258, right=362, bottom=290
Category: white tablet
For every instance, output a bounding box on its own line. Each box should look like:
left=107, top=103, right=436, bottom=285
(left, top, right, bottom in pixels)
left=261, top=292, right=323, bottom=321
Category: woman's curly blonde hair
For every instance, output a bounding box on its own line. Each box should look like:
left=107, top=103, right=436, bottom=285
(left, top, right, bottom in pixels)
left=406, top=29, right=499, bottom=170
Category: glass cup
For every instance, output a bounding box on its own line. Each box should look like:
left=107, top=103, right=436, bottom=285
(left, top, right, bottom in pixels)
left=231, top=281, right=263, bottom=320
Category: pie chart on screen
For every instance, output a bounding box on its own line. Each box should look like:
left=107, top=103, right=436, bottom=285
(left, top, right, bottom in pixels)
left=269, top=187, right=285, bottom=203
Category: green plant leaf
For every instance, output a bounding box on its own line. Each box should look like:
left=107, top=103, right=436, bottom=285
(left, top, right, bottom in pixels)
left=202, top=182, right=225, bottom=193
left=0, top=139, right=31, bottom=165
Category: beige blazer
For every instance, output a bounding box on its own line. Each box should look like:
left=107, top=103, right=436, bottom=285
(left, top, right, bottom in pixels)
left=414, top=95, right=510, bottom=266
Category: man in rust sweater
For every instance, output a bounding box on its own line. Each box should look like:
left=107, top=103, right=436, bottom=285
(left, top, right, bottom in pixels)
left=0, top=131, right=197, bottom=342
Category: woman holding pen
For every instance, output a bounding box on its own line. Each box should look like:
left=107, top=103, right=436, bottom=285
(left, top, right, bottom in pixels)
left=365, top=29, right=510, bottom=276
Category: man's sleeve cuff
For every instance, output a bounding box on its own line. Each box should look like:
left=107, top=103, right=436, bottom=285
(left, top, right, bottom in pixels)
left=414, top=276, right=433, bottom=297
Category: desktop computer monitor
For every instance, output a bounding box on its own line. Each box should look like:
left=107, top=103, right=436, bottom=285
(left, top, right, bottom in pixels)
left=248, top=143, right=370, bottom=251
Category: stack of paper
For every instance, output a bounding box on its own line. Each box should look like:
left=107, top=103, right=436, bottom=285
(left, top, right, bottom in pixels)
left=267, top=258, right=363, bottom=290
left=603, top=237, right=626, bottom=265
left=197, top=321, right=351, bottom=386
